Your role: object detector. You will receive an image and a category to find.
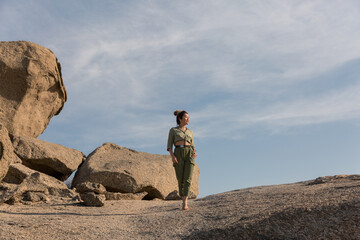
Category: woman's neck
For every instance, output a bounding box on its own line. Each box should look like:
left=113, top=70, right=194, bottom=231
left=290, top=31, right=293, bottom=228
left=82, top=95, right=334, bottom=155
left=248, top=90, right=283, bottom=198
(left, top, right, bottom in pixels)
left=178, top=124, right=186, bottom=130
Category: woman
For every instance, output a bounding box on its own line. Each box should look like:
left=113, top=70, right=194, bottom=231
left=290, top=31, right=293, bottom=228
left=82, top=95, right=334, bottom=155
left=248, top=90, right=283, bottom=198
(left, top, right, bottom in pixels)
left=167, top=110, right=197, bottom=210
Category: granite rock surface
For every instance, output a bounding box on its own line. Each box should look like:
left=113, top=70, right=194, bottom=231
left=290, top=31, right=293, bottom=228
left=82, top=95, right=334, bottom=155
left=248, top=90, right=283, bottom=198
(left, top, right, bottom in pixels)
left=72, top=143, right=199, bottom=200
left=0, top=41, right=66, bottom=138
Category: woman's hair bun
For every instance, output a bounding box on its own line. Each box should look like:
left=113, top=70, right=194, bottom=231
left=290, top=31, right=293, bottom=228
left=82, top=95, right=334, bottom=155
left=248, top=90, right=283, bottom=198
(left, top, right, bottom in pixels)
left=174, top=110, right=182, bottom=116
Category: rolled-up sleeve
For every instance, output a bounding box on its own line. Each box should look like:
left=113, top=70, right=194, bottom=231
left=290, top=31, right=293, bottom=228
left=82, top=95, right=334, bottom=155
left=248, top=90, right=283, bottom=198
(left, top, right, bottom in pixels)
left=190, top=130, right=195, bottom=151
left=167, top=128, right=174, bottom=151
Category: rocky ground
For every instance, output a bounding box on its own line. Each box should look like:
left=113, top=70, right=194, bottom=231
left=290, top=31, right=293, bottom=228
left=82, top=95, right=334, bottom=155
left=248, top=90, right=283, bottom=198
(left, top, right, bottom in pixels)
left=1, top=175, right=360, bottom=240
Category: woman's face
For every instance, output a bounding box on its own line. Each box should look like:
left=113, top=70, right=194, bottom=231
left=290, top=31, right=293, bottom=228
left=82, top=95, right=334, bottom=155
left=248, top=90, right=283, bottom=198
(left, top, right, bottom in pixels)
left=180, top=113, right=190, bottom=125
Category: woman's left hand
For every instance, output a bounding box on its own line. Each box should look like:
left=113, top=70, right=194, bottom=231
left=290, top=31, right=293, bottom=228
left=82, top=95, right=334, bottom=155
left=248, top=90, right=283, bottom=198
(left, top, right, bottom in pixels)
left=192, top=152, right=197, bottom=159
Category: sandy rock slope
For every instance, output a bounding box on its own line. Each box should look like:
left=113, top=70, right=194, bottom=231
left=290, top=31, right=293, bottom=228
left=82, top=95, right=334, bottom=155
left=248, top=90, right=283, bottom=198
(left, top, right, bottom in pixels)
left=0, top=175, right=359, bottom=239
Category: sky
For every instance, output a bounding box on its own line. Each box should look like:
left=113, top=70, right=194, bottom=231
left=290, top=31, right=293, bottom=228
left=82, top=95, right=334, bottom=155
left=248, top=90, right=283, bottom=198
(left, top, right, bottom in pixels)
left=2, top=0, right=360, bottom=197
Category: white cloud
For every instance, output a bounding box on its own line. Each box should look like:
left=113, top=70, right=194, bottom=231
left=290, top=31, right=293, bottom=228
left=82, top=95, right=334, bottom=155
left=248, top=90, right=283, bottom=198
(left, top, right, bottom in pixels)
left=3, top=0, right=360, bottom=147
left=47, top=0, right=360, bottom=93
left=253, top=83, right=360, bottom=126
left=190, top=81, right=360, bottom=139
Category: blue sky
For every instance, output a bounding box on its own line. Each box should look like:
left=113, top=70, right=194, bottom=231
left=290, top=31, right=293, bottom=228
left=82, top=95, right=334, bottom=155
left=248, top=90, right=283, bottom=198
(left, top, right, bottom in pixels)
left=2, top=0, right=360, bottom=197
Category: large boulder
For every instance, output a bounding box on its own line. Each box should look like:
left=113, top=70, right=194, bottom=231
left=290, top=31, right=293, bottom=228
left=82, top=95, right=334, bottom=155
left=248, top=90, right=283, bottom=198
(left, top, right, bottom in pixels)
left=72, top=143, right=200, bottom=200
left=0, top=41, right=67, bottom=138
left=12, top=136, right=85, bottom=180
left=0, top=125, right=17, bottom=182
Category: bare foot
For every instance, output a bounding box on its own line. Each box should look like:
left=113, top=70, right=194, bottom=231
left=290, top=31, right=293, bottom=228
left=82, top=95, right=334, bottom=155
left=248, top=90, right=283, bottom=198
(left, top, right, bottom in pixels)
left=182, top=202, right=190, bottom=210
left=182, top=196, right=189, bottom=210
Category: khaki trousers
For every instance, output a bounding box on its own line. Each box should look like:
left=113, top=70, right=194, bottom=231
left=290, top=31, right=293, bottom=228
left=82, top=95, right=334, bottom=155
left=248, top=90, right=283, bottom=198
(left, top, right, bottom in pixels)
left=173, top=147, right=195, bottom=197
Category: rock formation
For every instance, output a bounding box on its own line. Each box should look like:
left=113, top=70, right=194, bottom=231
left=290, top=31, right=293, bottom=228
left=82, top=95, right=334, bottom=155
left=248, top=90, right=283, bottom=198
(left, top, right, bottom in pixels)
left=75, top=181, right=148, bottom=202
left=0, top=41, right=67, bottom=138
left=0, top=40, right=202, bottom=208
left=12, top=136, right=85, bottom=180
left=72, top=143, right=199, bottom=200
left=0, top=171, right=78, bottom=204
left=0, top=41, right=81, bottom=205
left=0, top=125, right=17, bottom=182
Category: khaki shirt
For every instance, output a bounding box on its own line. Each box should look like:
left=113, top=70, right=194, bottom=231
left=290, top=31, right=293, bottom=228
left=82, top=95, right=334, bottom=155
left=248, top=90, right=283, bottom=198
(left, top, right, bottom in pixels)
left=167, top=127, right=195, bottom=151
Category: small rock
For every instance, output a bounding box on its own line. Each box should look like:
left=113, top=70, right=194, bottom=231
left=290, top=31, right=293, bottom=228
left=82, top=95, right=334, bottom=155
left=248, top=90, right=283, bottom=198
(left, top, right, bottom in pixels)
left=165, top=190, right=181, bottom=200
left=76, top=182, right=106, bottom=194
left=24, top=191, right=49, bottom=203
left=165, top=190, right=197, bottom=200
left=105, top=191, right=147, bottom=200
left=80, top=192, right=106, bottom=207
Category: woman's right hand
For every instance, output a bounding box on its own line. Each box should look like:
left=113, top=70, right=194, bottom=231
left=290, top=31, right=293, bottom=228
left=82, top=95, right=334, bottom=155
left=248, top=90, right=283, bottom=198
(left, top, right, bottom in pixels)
left=172, top=156, right=178, bottom=164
